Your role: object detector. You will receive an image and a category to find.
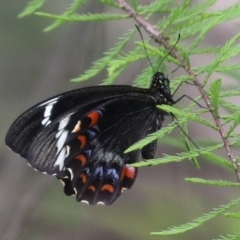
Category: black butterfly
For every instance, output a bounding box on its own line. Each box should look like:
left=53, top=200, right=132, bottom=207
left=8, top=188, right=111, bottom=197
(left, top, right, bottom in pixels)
left=5, top=72, right=174, bottom=205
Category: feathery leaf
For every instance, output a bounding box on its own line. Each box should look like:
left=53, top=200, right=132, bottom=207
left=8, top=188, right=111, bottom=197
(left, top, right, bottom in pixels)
left=131, top=144, right=223, bottom=167
left=35, top=12, right=129, bottom=22
left=19, top=0, right=46, bottom=18
left=185, top=178, right=240, bottom=187
left=43, top=0, right=86, bottom=32
left=71, top=28, right=136, bottom=82
left=209, top=79, right=222, bottom=118
left=157, top=105, right=218, bottom=130
left=151, top=198, right=240, bottom=235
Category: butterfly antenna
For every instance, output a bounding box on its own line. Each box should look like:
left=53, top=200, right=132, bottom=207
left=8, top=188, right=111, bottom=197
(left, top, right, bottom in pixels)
left=167, top=57, right=185, bottom=79
left=156, top=34, right=181, bottom=72
left=135, top=25, right=155, bottom=73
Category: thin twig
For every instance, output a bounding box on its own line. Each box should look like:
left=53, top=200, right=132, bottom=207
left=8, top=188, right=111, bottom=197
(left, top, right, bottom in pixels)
left=117, top=0, right=240, bottom=182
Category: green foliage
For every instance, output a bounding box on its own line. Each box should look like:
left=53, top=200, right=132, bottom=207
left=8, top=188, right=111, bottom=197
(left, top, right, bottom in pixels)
left=209, top=79, right=222, bottom=118
left=130, top=144, right=223, bottom=167
left=220, top=88, right=240, bottom=98
left=72, top=28, right=137, bottom=83
left=224, top=212, right=240, bottom=219
left=20, top=0, right=240, bottom=238
left=213, top=232, right=240, bottom=240
left=44, top=0, right=86, bottom=32
left=185, top=178, right=240, bottom=187
left=226, top=112, right=240, bottom=138
left=18, top=0, right=46, bottom=18
left=99, top=0, right=119, bottom=8
left=151, top=198, right=240, bottom=236
left=125, top=120, right=181, bottom=154
left=157, top=105, right=218, bottom=129
left=202, top=152, right=234, bottom=169
left=35, top=12, right=129, bottom=22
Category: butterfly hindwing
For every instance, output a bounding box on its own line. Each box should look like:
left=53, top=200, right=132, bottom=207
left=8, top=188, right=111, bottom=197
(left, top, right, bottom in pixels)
left=141, top=114, right=163, bottom=159
left=67, top=96, right=159, bottom=204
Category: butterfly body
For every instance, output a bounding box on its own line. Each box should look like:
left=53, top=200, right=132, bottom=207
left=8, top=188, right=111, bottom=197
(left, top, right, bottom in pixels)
left=6, top=72, right=173, bottom=205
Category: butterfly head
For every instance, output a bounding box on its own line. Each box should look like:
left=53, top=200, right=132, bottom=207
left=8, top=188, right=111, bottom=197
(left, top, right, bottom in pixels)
left=151, top=72, right=174, bottom=105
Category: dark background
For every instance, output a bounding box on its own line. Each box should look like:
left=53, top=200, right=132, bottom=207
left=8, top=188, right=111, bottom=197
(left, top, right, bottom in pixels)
left=1, top=1, right=240, bottom=239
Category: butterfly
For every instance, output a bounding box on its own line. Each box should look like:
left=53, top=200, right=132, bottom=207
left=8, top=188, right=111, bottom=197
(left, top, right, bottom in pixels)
left=5, top=72, right=174, bottom=205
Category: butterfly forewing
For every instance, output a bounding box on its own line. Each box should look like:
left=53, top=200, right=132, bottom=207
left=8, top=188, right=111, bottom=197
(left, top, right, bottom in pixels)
left=5, top=86, right=146, bottom=158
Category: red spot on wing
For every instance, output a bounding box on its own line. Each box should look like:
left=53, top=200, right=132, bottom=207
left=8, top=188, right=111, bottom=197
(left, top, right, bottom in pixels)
left=121, top=165, right=136, bottom=180
left=77, top=135, right=87, bottom=148
left=88, top=185, right=96, bottom=192
left=101, top=184, right=114, bottom=193
left=88, top=111, right=100, bottom=127
left=79, top=173, right=87, bottom=183
left=75, top=154, right=87, bottom=166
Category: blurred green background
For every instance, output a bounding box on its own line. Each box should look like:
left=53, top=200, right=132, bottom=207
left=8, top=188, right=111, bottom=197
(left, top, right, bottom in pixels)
left=1, top=1, right=240, bottom=239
